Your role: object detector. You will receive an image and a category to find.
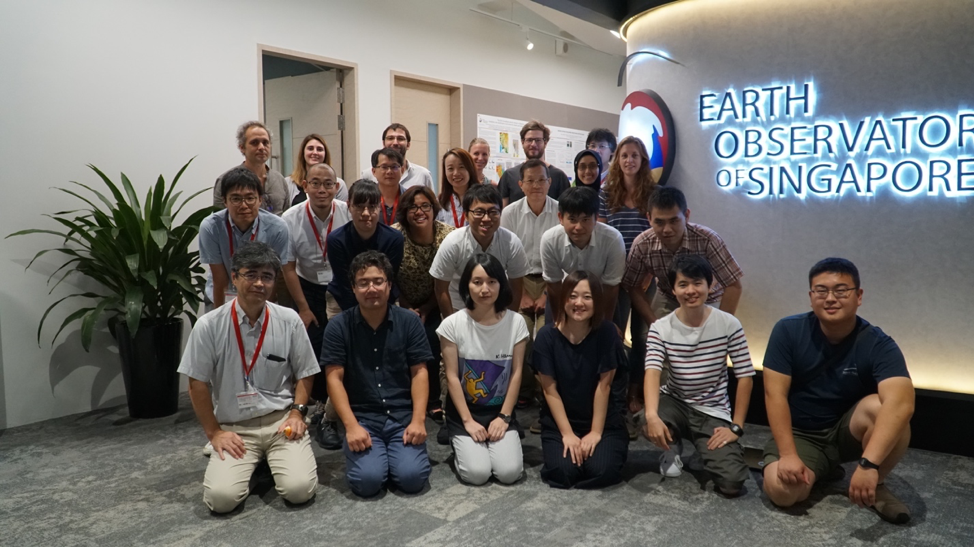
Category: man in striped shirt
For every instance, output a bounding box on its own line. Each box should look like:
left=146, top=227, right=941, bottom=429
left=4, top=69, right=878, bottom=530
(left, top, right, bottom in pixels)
left=642, top=255, right=755, bottom=497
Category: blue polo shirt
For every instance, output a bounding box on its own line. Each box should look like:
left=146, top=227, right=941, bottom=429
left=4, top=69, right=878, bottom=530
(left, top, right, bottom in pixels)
left=325, top=222, right=404, bottom=310
left=763, top=312, right=910, bottom=430
left=320, top=305, right=432, bottom=429
left=198, top=209, right=291, bottom=301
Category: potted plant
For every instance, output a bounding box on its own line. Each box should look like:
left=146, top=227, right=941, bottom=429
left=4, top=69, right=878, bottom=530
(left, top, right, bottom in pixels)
left=8, top=159, right=213, bottom=418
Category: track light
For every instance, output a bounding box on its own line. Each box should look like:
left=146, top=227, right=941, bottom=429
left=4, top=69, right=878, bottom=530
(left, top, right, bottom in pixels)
left=522, top=26, right=534, bottom=50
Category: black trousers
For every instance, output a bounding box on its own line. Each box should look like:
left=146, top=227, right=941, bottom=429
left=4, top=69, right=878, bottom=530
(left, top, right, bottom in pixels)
left=540, top=428, right=628, bottom=489
left=299, top=276, right=331, bottom=402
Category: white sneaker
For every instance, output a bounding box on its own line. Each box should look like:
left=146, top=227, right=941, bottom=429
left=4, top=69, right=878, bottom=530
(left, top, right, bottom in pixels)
left=660, top=441, right=683, bottom=478
left=203, top=441, right=213, bottom=457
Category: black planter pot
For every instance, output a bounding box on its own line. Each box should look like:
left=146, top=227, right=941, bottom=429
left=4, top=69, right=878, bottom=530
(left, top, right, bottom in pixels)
left=113, top=318, right=183, bottom=419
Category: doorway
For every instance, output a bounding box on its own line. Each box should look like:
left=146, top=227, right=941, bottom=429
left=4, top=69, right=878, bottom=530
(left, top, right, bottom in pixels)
left=391, top=74, right=461, bottom=191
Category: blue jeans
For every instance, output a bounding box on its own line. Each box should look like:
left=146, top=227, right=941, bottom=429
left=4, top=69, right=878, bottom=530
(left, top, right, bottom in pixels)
left=343, top=417, right=431, bottom=497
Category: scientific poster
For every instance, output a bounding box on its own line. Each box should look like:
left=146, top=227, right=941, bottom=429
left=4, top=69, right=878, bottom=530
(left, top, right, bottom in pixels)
left=476, top=114, right=589, bottom=184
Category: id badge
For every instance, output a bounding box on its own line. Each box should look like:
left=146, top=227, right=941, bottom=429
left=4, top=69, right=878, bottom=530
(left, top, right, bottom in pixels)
left=316, top=269, right=328, bottom=284
left=236, top=385, right=260, bottom=410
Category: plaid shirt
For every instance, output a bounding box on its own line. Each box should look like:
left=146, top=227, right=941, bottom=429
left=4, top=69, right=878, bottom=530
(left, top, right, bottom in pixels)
left=621, top=223, right=743, bottom=304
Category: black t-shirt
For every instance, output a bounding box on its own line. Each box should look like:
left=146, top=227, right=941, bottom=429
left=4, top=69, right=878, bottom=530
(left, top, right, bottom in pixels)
left=498, top=163, right=571, bottom=204
left=532, top=321, right=627, bottom=434
left=763, top=312, right=910, bottom=430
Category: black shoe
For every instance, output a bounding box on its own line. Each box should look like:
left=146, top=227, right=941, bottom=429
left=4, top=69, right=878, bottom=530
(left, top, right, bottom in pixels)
left=516, top=397, right=531, bottom=410
left=427, top=407, right=445, bottom=424
left=316, top=420, right=342, bottom=450
left=529, top=419, right=542, bottom=435
left=437, top=424, right=450, bottom=445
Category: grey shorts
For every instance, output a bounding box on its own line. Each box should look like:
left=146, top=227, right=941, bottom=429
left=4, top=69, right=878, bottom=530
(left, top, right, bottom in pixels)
left=657, top=394, right=748, bottom=490
left=762, top=404, right=862, bottom=482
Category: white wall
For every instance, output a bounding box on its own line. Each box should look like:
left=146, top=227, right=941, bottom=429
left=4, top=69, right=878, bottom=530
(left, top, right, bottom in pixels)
left=0, top=0, right=625, bottom=428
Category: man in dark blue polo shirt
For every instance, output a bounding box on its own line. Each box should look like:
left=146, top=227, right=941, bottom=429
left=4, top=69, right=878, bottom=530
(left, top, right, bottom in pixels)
left=326, top=179, right=405, bottom=315
left=323, top=250, right=433, bottom=497
left=762, top=258, right=914, bottom=524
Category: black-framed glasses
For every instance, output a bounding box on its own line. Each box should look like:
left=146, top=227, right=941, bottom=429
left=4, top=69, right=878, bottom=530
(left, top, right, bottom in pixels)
left=238, top=271, right=275, bottom=284
left=523, top=138, right=544, bottom=145
left=407, top=203, right=433, bottom=213
left=375, top=164, right=402, bottom=172
left=469, top=208, right=500, bottom=219
left=810, top=286, right=858, bottom=299
left=227, top=195, right=259, bottom=206
left=522, top=178, right=548, bottom=187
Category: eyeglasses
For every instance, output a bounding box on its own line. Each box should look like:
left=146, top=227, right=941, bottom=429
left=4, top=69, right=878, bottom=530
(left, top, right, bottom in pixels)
left=227, top=195, right=259, bottom=206
left=354, top=277, right=387, bottom=289
left=522, top=178, right=548, bottom=187
left=307, top=181, right=336, bottom=190
left=523, top=138, right=545, bottom=145
left=810, top=286, right=858, bottom=299
left=587, top=143, right=611, bottom=151
left=237, top=271, right=275, bottom=284
left=407, top=203, right=433, bottom=213
left=375, top=164, right=401, bottom=172
left=468, top=208, right=501, bottom=219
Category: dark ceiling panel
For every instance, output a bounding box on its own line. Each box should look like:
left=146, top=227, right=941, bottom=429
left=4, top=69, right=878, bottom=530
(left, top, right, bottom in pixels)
left=532, top=0, right=676, bottom=28
left=261, top=55, right=331, bottom=81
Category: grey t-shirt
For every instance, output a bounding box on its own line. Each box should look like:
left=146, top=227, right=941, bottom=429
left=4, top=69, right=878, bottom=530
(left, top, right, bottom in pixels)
left=497, top=163, right=571, bottom=204
left=212, top=164, right=290, bottom=216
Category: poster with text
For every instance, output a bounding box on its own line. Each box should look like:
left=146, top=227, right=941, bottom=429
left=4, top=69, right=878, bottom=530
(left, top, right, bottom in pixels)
left=477, top=114, right=589, bottom=185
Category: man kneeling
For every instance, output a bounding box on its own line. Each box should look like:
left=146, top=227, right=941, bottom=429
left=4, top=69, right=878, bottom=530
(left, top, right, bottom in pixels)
left=643, top=255, right=755, bottom=496
left=179, top=242, right=319, bottom=513
left=323, top=251, right=433, bottom=497
left=762, top=258, right=913, bottom=524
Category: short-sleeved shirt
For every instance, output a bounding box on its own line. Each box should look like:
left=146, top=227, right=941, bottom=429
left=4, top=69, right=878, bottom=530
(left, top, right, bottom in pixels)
left=621, top=222, right=743, bottom=305
left=320, top=305, right=433, bottom=429
left=392, top=220, right=454, bottom=308
left=437, top=309, right=529, bottom=434
left=436, top=194, right=467, bottom=229
left=500, top=196, right=560, bottom=275
left=598, top=190, right=650, bottom=254
left=199, top=210, right=291, bottom=302
left=763, top=312, right=910, bottom=431
left=285, top=176, right=349, bottom=206
left=532, top=321, right=627, bottom=434
left=325, top=222, right=404, bottom=310
left=498, top=163, right=571, bottom=204
left=429, top=226, right=529, bottom=311
left=212, top=164, right=290, bottom=216
left=540, top=222, right=626, bottom=286
left=281, top=200, right=351, bottom=285
left=177, top=301, right=320, bottom=424
left=645, top=307, right=755, bottom=422
left=361, top=162, right=434, bottom=190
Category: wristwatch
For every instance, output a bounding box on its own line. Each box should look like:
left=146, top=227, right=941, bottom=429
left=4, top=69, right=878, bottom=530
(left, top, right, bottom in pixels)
left=859, top=457, right=881, bottom=470
left=498, top=413, right=512, bottom=424
left=289, top=404, right=309, bottom=417
left=729, top=423, right=745, bottom=437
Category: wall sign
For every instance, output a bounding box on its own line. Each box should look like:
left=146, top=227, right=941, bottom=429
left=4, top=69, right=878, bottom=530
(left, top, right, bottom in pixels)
left=619, top=90, right=676, bottom=185
left=699, top=81, right=974, bottom=198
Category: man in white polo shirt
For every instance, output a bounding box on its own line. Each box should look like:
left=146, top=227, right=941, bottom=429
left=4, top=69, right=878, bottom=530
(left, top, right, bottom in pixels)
left=501, top=158, right=560, bottom=407
left=178, top=242, right=319, bottom=514
left=541, top=186, right=626, bottom=323
left=430, top=183, right=528, bottom=317
left=280, top=162, right=351, bottom=450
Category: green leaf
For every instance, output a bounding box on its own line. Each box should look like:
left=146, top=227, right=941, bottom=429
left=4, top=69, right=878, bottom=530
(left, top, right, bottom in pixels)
left=124, top=286, right=144, bottom=336
left=53, top=306, right=96, bottom=348
left=140, top=270, right=158, bottom=288
left=80, top=299, right=114, bottom=351
left=149, top=229, right=168, bottom=249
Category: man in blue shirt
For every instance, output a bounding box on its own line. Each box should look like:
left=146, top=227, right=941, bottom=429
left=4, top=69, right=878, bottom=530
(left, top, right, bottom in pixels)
left=762, top=258, right=914, bottom=524
left=326, top=180, right=404, bottom=314
left=323, top=250, right=433, bottom=497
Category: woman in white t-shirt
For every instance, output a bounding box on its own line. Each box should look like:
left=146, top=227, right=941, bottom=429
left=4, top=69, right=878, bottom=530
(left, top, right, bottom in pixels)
left=437, top=253, right=528, bottom=485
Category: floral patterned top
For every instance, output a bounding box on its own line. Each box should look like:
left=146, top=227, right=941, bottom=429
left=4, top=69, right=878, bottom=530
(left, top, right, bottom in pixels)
left=391, top=220, right=454, bottom=308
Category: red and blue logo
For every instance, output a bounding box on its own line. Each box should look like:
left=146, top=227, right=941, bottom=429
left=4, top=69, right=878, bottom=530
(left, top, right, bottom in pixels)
left=619, top=89, right=676, bottom=185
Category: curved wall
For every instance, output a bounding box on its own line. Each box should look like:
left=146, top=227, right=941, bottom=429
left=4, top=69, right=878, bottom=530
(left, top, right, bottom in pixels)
left=624, top=0, right=974, bottom=392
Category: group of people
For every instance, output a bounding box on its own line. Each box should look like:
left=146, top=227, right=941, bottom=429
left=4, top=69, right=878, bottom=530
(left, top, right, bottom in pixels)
left=177, top=119, right=915, bottom=526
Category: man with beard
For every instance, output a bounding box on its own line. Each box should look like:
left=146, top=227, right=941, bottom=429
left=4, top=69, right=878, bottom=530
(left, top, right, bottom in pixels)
left=361, top=123, right=434, bottom=190
left=212, top=121, right=289, bottom=215
left=497, top=120, right=571, bottom=207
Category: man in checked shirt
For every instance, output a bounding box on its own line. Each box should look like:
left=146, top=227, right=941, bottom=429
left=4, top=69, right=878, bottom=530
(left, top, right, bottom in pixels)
left=621, top=186, right=744, bottom=408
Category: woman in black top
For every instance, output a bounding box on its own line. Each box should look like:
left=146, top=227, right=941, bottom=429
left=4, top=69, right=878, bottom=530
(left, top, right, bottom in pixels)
left=533, top=271, right=629, bottom=489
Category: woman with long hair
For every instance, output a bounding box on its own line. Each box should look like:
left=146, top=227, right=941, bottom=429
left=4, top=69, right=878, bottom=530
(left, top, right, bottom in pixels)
left=287, top=134, right=348, bottom=206
left=391, top=186, right=454, bottom=423
left=438, top=253, right=527, bottom=485
left=534, top=271, right=628, bottom=489
left=597, top=135, right=658, bottom=437
left=436, top=148, right=481, bottom=229
left=468, top=137, right=492, bottom=185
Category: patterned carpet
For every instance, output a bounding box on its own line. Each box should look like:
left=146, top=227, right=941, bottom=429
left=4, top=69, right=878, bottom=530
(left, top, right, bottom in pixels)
left=2, top=394, right=971, bottom=547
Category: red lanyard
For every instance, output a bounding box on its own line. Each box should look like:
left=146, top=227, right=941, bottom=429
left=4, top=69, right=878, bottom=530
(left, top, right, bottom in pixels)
left=380, top=190, right=399, bottom=225
left=450, top=194, right=466, bottom=228
left=305, top=201, right=336, bottom=261
left=226, top=213, right=258, bottom=257
left=230, top=300, right=270, bottom=385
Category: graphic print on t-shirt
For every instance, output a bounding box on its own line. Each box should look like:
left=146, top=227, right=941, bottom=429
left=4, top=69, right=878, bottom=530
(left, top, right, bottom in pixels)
left=462, top=358, right=510, bottom=405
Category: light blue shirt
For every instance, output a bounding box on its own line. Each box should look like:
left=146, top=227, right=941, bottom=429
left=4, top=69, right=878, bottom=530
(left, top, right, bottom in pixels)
left=199, top=209, right=291, bottom=301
